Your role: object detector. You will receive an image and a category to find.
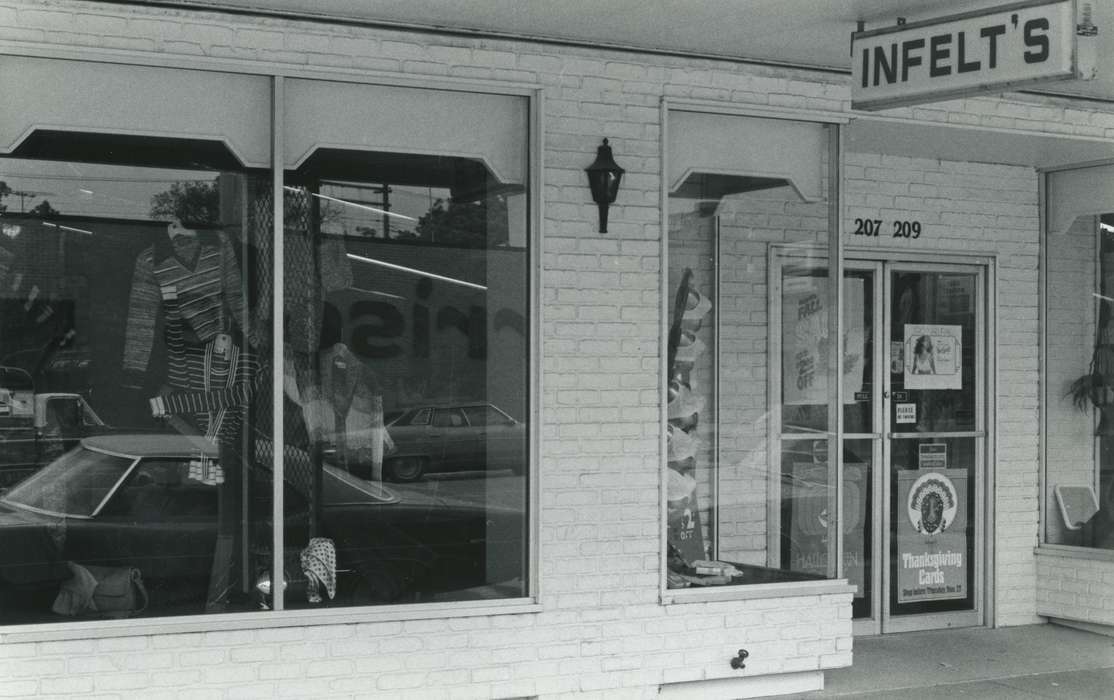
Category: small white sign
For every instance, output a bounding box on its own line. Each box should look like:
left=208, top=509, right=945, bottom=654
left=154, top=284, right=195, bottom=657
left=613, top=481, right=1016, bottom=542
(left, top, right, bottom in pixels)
left=896, top=403, right=917, bottom=424
left=852, top=0, right=1077, bottom=110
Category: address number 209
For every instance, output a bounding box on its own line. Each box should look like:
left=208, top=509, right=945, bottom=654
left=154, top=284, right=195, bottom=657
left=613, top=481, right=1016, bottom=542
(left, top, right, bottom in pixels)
left=853, top=218, right=922, bottom=239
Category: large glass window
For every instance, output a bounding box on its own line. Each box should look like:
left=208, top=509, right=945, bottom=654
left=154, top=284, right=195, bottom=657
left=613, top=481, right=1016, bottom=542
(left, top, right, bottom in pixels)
left=0, top=140, right=273, bottom=624
left=1045, top=165, right=1114, bottom=550
left=0, top=71, right=531, bottom=626
left=665, top=111, right=839, bottom=590
left=275, top=81, right=530, bottom=608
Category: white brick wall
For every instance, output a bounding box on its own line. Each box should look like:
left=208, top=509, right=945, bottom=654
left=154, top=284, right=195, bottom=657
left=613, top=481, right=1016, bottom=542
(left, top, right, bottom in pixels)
left=1, top=0, right=1112, bottom=696
left=1035, top=549, right=1114, bottom=627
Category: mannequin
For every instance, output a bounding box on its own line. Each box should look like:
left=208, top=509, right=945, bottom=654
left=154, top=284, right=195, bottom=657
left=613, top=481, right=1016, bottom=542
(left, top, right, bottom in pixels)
left=123, top=217, right=259, bottom=442
left=123, top=216, right=261, bottom=612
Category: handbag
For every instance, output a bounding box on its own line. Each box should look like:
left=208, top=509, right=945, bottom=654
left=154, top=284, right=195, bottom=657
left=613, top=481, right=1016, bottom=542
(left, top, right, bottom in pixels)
left=53, top=562, right=149, bottom=619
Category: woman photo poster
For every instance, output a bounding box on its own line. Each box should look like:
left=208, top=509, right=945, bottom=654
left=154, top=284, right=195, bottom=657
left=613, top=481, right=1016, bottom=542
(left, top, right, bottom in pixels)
left=904, top=324, right=962, bottom=390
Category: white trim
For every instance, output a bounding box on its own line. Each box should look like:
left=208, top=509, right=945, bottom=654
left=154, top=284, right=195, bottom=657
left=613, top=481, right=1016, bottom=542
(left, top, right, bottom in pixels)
left=529, top=87, right=543, bottom=603
left=849, top=111, right=1114, bottom=147
left=0, top=43, right=541, bottom=97
left=664, top=97, right=850, bottom=125
left=0, top=600, right=543, bottom=644
left=1, top=124, right=264, bottom=170
left=662, top=579, right=856, bottom=605
left=270, top=74, right=285, bottom=613
left=1035, top=544, right=1114, bottom=562
left=659, top=96, right=671, bottom=602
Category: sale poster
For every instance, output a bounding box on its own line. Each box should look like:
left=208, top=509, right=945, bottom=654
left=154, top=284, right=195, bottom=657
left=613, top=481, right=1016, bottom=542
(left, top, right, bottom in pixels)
left=783, top=277, right=865, bottom=405
left=896, top=469, right=968, bottom=603
left=904, top=324, right=962, bottom=390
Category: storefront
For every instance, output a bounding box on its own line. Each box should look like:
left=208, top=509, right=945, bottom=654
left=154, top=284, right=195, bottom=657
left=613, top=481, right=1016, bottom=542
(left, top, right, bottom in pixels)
left=0, top=1, right=1112, bottom=698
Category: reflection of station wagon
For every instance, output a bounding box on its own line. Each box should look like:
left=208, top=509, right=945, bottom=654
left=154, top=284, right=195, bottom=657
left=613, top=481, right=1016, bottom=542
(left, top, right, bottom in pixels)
left=384, top=404, right=527, bottom=482
left=0, top=390, right=107, bottom=487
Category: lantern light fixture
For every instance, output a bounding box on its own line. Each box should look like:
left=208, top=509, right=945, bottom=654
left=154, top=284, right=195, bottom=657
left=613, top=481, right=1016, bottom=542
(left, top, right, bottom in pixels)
left=584, top=138, right=624, bottom=233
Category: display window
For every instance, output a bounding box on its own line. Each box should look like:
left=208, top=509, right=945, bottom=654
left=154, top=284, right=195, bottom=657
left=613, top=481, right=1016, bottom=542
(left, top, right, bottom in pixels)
left=1044, top=164, right=1114, bottom=551
left=0, top=65, right=531, bottom=627
left=665, top=110, right=842, bottom=591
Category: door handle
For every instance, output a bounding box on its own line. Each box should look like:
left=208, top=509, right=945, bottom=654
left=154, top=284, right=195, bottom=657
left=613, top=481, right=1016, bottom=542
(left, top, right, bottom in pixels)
left=883, top=391, right=890, bottom=399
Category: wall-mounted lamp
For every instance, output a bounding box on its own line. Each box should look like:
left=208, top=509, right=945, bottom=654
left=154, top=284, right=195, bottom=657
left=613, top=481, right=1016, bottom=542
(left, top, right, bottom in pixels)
left=585, top=138, right=625, bottom=233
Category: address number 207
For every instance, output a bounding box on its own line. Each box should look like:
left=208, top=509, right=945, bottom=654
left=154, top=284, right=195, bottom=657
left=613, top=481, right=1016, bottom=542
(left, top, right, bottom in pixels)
left=852, top=218, right=922, bottom=239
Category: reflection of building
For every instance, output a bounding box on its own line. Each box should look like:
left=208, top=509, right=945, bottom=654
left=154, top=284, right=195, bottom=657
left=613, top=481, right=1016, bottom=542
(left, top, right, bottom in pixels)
left=3, top=1, right=1114, bottom=698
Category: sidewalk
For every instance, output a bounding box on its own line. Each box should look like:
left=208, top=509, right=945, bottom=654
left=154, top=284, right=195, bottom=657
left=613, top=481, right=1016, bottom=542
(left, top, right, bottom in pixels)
left=769, top=623, right=1114, bottom=699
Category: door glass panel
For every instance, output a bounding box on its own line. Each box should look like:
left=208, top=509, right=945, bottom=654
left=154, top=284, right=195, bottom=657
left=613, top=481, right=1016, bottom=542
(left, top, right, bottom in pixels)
left=844, top=269, right=875, bottom=434
left=890, top=271, right=978, bottom=433
left=887, top=269, right=979, bottom=619
left=843, top=437, right=873, bottom=619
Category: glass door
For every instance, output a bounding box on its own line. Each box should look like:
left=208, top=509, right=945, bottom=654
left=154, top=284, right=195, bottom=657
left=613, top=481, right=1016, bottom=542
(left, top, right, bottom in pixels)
left=881, top=263, right=985, bottom=633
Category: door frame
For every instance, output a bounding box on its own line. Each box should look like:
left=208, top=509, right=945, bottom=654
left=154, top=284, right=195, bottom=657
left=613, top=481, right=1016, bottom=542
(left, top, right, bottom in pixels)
left=849, top=248, right=996, bottom=636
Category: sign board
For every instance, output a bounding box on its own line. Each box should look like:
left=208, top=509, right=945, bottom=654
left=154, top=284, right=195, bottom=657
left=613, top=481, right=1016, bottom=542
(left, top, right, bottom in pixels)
left=896, top=403, right=917, bottom=423
left=918, top=443, right=948, bottom=469
left=896, top=469, right=968, bottom=603
left=852, top=0, right=1077, bottom=111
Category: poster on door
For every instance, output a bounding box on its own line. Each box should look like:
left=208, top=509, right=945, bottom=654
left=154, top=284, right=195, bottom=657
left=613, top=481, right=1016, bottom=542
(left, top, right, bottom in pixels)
left=783, top=277, right=865, bottom=405
left=903, top=324, right=962, bottom=390
left=896, top=469, right=968, bottom=603
left=787, top=462, right=867, bottom=597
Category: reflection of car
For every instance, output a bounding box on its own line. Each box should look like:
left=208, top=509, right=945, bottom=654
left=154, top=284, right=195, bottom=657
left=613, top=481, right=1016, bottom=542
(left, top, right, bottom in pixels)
left=0, top=435, right=524, bottom=623
left=384, top=403, right=527, bottom=482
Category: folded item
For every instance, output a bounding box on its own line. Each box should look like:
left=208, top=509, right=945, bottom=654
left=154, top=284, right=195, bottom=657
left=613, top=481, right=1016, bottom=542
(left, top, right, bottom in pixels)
left=682, top=289, right=712, bottom=324
left=674, top=331, right=706, bottom=365
left=690, top=560, right=742, bottom=578
left=667, top=468, right=697, bottom=503
left=300, top=537, right=337, bottom=603
left=667, top=379, right=705, bottom=421
left=667, top=423, right=696, bottom=463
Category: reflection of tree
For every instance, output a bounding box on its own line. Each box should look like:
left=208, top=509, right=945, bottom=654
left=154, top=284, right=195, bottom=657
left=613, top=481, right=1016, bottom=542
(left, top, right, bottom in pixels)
left=28, top=200, right=59, bottom=218
left=415, top=196, right=507, bottom=248
left=150, top=179, right=219, bottom=226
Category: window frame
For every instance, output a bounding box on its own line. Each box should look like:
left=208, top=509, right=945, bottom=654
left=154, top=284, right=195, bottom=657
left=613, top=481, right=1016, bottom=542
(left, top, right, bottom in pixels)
left=659, top=100, right=855, bottom=604
left=0, top=51, right=542, bottom=642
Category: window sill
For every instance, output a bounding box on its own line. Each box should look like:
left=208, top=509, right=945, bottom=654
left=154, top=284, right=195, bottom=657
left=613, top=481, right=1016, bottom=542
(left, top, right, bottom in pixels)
left=1035, top=544, right=1114, bottom=563
left=662, top=578, right=855, bottom=605
left=0, top=597, right=542, bottom=644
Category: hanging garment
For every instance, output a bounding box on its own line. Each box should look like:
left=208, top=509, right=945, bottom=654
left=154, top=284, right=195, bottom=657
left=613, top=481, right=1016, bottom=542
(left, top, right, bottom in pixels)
left=125, top=231, right=260, bottom=444
left=123, top=231, right=256, bottom=377
left=289, top=343, right=392, bottom=474
left=300, top=537, right=337, bottom=603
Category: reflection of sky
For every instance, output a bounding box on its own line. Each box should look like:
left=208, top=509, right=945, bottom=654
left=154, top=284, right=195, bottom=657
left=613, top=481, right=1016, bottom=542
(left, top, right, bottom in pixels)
left=0, top=159, right=210, bottom=220
left=321, top=181, right=448, bottom=238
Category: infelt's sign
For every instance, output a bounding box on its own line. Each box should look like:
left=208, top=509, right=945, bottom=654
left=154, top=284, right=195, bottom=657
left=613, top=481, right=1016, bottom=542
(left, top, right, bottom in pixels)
left=852, top=0, right=1078, bottom=110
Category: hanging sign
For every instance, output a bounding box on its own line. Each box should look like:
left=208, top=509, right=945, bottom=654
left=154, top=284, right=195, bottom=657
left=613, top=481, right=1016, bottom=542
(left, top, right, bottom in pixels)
left=852, top=0, right=1079, bottom=111
left=904, top=324, right=962, bottom=390
left=896, top=469, right=968, bottom=603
